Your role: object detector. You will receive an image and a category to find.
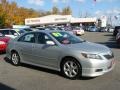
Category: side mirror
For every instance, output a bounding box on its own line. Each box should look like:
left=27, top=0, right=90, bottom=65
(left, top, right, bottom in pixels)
left=46, top=41, right=55, bottom=45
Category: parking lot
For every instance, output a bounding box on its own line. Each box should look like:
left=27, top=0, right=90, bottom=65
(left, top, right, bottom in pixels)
left=0, top=32, right=120, bottom=90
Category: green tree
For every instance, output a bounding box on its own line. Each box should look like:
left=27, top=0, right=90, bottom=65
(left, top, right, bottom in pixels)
left=61, top=6, right=72, bottom=15
left=0, top=14, right=5, bottom=28
left=46, top=11, right=51, bottom=15
left=52, top=6, right=59, bottom=14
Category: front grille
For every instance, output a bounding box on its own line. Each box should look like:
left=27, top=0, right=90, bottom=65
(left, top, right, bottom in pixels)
left=104, top=53, right=114, bottom=60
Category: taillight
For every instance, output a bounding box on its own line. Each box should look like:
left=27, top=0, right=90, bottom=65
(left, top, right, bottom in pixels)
left=0, top=41, right=6, bottom=44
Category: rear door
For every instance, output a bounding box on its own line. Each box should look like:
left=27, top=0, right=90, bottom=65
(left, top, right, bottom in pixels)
left=16, top=33, right=36, bottom=63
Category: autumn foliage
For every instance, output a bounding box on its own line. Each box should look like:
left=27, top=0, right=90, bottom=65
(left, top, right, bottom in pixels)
left=0, top=0, right=72, bottom=28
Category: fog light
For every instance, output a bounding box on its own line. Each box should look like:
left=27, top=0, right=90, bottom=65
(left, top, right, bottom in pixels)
left=95, top=69, right=103, bottom=72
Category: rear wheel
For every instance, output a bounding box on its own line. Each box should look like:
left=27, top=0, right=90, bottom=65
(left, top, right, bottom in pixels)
left=11, top=52, right=20, bottom=66
left=61, top=58, right=82, bottom=79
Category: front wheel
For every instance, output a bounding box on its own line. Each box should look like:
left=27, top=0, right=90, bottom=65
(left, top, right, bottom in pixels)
left=11, top=52, right=20, bottom=66
left=61, top=58, right=82, bottom=79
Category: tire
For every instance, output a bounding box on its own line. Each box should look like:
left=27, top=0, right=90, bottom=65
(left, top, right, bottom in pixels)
left=61, top=58, right=82, bottom=80
left=11, top=52, right=20, bottom=66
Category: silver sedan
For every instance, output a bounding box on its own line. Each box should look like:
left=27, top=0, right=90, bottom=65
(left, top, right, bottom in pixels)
left=6, top=31, right=115, bottom=79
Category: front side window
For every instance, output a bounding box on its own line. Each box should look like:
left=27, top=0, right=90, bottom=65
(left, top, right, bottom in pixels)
left=19, top=33, right=35, bottom=43
left=51, top=32, right=84, bottom=44
left=37, top=33, right=54, bottom=44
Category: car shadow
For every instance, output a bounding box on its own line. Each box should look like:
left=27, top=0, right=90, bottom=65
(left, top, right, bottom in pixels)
left=4, top=57, right=62, bottom=77
left=4, top=57, right=12, bottom=64
left=104, top=34, right=113, bottom=36
left=4, top=57, right=96, bottom=80
left=0, top=83, right=15, bottom=90
left=96, top=34, right=119, bottom=49
left=21, top=63, right=62, bottom=76
left=0, top=52, right=6, bottom=55
left=96, top=41, right=118, bottom=48
left=79, top=77, right=96, bottom=80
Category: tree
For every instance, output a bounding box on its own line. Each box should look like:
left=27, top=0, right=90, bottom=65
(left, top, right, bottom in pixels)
left=0, top=0, right=73, bottom=28
left=52, top=6, right=59, bottom=14
left=61, top=6, right=72, bottom=15
left=0, top=2, right=6, bottom=28
left=0, top=0, right=41, bottom=27
left=46, top=11, right=51, bottom=15
left=0, top=15, right=5, bottom=28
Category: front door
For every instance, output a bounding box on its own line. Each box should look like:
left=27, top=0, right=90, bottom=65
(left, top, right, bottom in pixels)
left=33, top=32, right=60, bottom=68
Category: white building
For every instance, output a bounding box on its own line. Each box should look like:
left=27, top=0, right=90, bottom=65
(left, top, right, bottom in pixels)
left=100, top=16, right=107, bottom=27
left=25, top=15, right=98, bottom=27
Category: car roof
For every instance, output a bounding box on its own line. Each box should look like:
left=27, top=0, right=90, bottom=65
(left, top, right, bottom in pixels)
left=29, top=30, right=64, bottom=34
left=0, top=28, right=12, bottom=30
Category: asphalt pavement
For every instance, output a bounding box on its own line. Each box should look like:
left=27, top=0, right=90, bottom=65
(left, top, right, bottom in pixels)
left=0, top=32, right=120, bottom=90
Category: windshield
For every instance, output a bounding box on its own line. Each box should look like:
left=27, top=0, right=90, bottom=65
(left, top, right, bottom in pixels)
left=75, top=27, right=80, bottom=30
left=23, top=28, right=32, bottom=31
left=18, top=30, right=25, bottom=34
left=17, top=28, right=32, bottom=34
left=51, top=32, right=84, bottom=44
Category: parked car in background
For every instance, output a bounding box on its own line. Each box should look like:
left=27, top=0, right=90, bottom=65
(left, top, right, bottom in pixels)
left=116, top=32, right=120, bottom=47
left=113, top=26, right=120, bottom=36
left=13, top=28, right=33, bottom=34
left=72, top=27, right=85, bottom=35
left=0, top=33, right=11, bottom=52
left=0, top=29, right=19, bottom=38
left=107, top=28, right=114, bottom=33
left=36, top=27, right=45, bottom=30
left=6, top=31, right=115, bottom=79
left=57, top=27, right=65, bottom=31
left=88, top=26, right=98, bottom=32
left=99, top=27, right=107, bottom=32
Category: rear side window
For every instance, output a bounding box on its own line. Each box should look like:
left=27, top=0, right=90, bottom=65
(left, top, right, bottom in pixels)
left=18, top=33, right=35, bottom=43
left=0, top=30, right=9, bottom=35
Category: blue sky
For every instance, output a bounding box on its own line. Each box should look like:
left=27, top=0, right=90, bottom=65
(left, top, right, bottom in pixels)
left=8, top=0, right=120, bottom=18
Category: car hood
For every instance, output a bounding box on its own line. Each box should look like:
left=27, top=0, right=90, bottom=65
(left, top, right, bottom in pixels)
left=65, top=41, right=110, bottom=54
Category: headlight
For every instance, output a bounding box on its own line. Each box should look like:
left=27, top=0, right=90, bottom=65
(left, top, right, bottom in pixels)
left=81, top=53, right=103, bottom=60
left=0, top=41, right=6, bottom=44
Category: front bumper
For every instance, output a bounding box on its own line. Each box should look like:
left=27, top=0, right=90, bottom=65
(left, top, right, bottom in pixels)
left=81, top=59, right=115, bottom=77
